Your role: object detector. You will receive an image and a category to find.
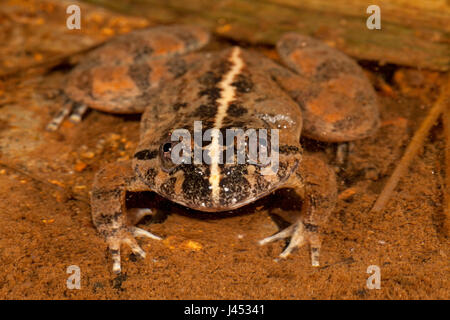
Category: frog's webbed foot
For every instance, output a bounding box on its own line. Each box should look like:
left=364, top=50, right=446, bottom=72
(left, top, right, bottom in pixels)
left=107, top=225, right=162, bottom=274
left=259, top=221, right=321, bottom=266
left=46, top=99, right=88, bottom=131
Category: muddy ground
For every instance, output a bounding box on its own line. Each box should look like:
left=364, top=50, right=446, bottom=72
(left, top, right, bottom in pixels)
left=0, top=0, right=448, bottom=299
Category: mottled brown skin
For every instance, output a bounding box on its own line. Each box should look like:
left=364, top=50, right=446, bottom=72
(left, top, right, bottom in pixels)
left=61, top=26, right=380, bottom=273
left=65, top=25, right=210, bottom=114
left=275, top=33, right=380, bottom=142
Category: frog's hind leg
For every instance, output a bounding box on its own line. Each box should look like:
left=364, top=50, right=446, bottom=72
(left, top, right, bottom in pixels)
left=46, top=94, right=88, bottom=131
left=68, top=102, right=89, bottom=123
left=46, top=101, right=88, bottom=131
left=48, top=25, right=211, bottom=131
left=46, top=94, right=71, bottom=131
left=273, top=33, right=380, bottom=142
left=259, top=154, right=337, bottom=266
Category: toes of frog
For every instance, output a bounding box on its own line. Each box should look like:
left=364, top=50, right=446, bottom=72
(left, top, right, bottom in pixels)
left=106, top=228, right=162, bottom=274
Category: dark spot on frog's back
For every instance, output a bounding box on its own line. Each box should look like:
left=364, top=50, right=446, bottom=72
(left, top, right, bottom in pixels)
left=227, top=103, right=248, bottom=117
left=134, top=149, right=158, bottom=160
left=198, top=71, right=222, bottom=86
left=167, top=58, right=188, bottom=78
left=232, top=74, right=253, bottom=93
left=193, top=104, right=218, bottom=118
left=314, top=59, right=359, bottom=82
left=173, top=102, right=188, bottom=111
left=133, top=45, right=154, bottom=62
left=128, top=64, right=151, bottom=91
left=201, top=120, right=216, bottom=131
left=221, top=118, right=246, bottom=129
left=199, top=87, right=221, bottom=102
left=211, top=59, right=232, bottom=78
left=171, top=29, right=201, bottom=49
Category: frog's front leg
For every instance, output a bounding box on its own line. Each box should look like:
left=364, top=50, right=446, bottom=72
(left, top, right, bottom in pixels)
left=91, top=160, right=161, bottom=274
left=259, top=154, right=337, bottom=266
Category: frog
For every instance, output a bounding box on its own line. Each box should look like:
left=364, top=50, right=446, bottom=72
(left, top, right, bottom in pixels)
left=49, top=25, right=380, bottom=274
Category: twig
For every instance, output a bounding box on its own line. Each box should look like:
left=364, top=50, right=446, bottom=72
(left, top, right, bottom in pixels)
left=371, top=74, right=450, bottom=213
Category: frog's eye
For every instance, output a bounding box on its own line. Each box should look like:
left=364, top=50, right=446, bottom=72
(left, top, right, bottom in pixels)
left=160, top=141, right=181, bottom=173
left=162, top=142, right=172, bottom=155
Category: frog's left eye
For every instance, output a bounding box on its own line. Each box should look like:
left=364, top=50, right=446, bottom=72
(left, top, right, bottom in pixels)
left=160, top=141, right=177, bottom=173
left=162, top=142, right=172, bottom=155
left=160, top=142, right=174, bottom=170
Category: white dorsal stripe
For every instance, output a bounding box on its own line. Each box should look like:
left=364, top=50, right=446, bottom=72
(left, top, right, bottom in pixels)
left=209, top=47, right=244, bottom=203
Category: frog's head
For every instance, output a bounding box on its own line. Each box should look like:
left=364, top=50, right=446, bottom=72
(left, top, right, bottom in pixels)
left=132, top=126, right=301, bottom=211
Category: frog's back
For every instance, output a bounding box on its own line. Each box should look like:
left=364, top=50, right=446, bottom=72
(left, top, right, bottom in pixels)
left=139, top=47, right=303, bottom=148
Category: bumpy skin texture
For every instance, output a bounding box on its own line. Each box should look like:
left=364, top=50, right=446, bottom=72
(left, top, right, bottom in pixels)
left=75, top=26, right=381, bottom=273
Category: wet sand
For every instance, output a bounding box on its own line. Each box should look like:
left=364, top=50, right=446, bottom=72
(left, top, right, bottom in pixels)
left=0, top=0, right=448, bottom=300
